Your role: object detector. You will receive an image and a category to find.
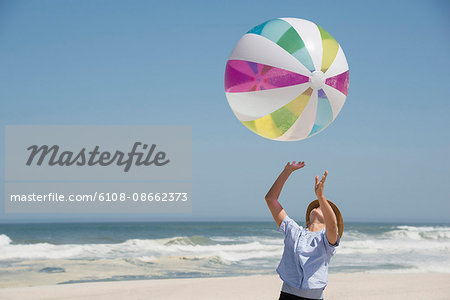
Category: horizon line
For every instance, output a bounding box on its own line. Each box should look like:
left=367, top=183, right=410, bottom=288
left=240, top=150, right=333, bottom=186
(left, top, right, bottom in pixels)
left=1, top=217, right=449, bottom=225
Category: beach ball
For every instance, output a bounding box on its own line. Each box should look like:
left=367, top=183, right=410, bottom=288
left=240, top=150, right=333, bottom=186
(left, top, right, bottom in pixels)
left=224, top=18, right=349, bottom=141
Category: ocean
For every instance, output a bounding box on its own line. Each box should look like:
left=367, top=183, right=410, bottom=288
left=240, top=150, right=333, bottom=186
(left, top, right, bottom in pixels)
left=0, top=221, right=449, bottom=287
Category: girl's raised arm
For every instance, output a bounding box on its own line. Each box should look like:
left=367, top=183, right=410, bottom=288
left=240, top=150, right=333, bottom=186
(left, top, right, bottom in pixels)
left=265, top=161, right=305, bottom=227
left=315, top=171, right=339, bottom=245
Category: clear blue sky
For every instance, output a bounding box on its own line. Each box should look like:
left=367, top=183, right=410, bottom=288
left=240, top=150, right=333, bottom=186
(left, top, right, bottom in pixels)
left=0, top=0, right=449, bottom=223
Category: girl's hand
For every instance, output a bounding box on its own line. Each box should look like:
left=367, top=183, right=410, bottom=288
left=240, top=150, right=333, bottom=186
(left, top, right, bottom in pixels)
left=315, top=170, right=328, bottom=199
left=284, top=161, right=306, bottom=173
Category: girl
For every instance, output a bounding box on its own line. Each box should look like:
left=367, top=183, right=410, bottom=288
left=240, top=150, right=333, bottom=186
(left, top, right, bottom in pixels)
left=265, top=161, right=344, bottom=300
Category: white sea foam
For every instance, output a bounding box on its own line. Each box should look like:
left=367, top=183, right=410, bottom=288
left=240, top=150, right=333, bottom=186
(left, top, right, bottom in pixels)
left=0, top=234, right=12, bottom=246
left=2, top=225, right=450, bottom=274
left=0, top=235, right=283, bottom=263
left=134, top=255, right=158, bottom=263
left=330, top=225, right=450, bottom=274
left=339, top=238, right=450, bottom=254
left=337, top=226, right=450, bottom=253
left=383, top=225, right=450, bottom=240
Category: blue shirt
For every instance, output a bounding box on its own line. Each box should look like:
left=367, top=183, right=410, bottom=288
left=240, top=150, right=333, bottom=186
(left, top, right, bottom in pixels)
left=282, top=281, right=324, bottom=299
left=276, top=215, right=340, bottom=290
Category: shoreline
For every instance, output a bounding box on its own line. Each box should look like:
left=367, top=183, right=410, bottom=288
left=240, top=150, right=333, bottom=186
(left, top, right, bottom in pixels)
left=0, top=272, right=449, bottom=300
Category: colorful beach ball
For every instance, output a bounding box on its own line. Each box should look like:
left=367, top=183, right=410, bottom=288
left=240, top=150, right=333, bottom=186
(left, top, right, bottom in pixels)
left=224, top=18, right=349, bottom=141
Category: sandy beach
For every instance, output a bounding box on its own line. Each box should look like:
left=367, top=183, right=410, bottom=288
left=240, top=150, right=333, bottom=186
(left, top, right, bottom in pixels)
left=0, top=273, right=449, bottom=300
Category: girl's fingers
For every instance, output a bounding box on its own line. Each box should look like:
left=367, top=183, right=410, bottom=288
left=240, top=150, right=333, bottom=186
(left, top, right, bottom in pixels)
left=286, top=160, right=306, bottom=166
left=321, top=171, right=328, bottom=184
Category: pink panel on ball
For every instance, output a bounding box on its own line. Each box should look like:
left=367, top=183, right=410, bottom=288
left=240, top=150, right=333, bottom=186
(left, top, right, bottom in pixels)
left=225, top=60, right=309, bottom=93
left=325, top=70, right=349, bottom=96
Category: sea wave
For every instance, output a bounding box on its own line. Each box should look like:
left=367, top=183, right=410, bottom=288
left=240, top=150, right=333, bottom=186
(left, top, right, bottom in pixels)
left=164, top=235, right=214, bottom=246
left=338, top=239, right=450, bottom=254
left=338, top=226, right=450, bottom=254
left=0, top=234, right=12, bottom=246
left=1, top=225, right=449, bottom=274
left=382, top=225, right=450, bottom=240
left=0, top=235, right=283, bottom=262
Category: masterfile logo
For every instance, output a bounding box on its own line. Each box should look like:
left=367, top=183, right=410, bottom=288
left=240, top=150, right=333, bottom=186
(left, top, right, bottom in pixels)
left=4, top=125, right=192, bottom=214
left=6, top=125, right=191, bottom=180
left=26, top=142, right=170, bottom=172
